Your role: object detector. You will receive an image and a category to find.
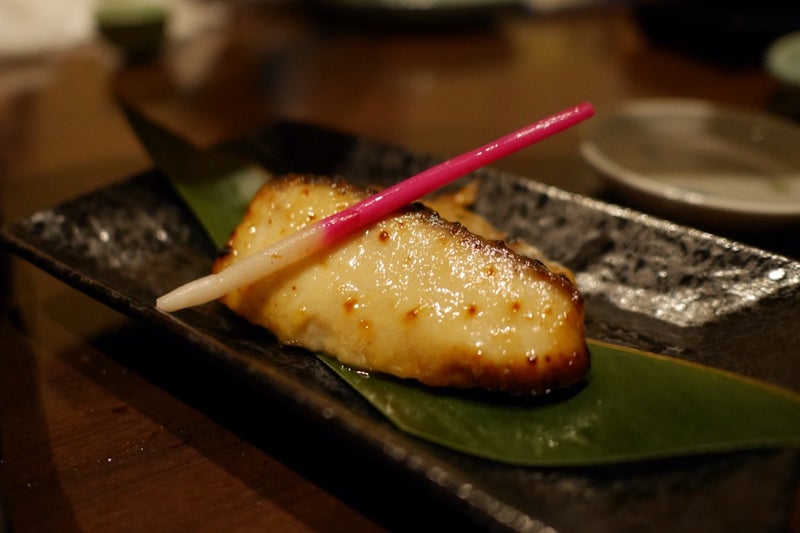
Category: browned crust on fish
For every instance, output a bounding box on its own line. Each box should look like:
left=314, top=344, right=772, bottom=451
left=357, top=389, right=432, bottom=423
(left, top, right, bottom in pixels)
left=214, top=173, right=589, bottom=394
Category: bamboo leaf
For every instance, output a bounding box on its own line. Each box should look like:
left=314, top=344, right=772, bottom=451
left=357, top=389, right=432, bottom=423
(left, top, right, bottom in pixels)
left=129, top=111, right=800, bottom=465
left=321, top=343, right=800, bottom=465
left=125, top=109, right=270, bottom=248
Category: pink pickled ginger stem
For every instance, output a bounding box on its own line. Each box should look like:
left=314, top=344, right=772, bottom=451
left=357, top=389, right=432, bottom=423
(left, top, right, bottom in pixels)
left=321, top=102, right=594, bottom=245
left=156, top=102, right=594, bottom=312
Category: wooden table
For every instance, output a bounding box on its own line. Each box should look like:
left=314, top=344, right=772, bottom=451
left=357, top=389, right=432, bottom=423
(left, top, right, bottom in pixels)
left=1, top=2, right=796, bottom=531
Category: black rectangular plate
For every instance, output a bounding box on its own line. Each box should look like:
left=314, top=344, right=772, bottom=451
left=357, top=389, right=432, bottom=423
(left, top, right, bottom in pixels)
left=2, top=120, right=799, bottom=532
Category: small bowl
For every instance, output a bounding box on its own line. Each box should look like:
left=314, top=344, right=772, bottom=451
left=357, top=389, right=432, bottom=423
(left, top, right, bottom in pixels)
left=96, top=2, right=168, bottom=62
left=580, top=98, right=800, bottom=231
left=764, top=31, right=800, bottom=120
left=765, top=30, right=800, bottom=90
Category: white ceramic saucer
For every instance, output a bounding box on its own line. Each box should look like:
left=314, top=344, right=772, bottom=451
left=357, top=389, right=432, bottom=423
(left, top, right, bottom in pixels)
left=580, top=98, right=800, bottom=230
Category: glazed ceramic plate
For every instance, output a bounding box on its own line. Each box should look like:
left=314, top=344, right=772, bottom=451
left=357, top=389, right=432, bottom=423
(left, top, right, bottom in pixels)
left=580, top=98, right=800, bottom=230
left=2, top=120, right=799, bottom=531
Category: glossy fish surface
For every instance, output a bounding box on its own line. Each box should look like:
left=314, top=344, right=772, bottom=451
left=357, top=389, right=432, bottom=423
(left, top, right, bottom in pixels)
left=213, top=174, right=589, bottom=394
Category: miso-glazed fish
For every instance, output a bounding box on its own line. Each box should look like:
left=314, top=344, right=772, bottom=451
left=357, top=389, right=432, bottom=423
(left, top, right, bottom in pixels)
left=213, top=174, right=589, bottom=394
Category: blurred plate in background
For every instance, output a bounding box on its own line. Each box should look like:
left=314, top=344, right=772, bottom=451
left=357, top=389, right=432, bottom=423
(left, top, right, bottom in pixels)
left=766, top=30, right=800, bottom=90
left=306, top=0, right=520, bottom=28
left=580, top=98, right=800, bottom=231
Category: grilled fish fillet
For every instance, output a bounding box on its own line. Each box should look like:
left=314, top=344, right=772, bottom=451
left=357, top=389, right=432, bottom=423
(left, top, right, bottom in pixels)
left=422, top=180, right=575, bottom=283
left=213, top=174, right=589, bottom=394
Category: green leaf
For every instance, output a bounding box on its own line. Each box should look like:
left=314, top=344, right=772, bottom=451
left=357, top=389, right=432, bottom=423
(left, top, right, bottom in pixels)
left=321, top=343, right=800, bottom=465
left=125, top=109, right=270, bottom=248
left=128, top=111, right=800, bottom=466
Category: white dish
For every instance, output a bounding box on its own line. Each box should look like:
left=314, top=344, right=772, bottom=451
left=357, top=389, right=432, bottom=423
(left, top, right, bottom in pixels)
left=580, top=98, right=800, bottom=230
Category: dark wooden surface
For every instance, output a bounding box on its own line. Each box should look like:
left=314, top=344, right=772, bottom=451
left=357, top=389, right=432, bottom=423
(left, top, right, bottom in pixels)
left=1, top=2, right=796, bottom=532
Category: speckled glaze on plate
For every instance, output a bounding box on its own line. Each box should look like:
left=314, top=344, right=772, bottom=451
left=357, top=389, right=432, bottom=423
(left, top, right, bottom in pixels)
left=2, top=120, right=799, bottom=532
